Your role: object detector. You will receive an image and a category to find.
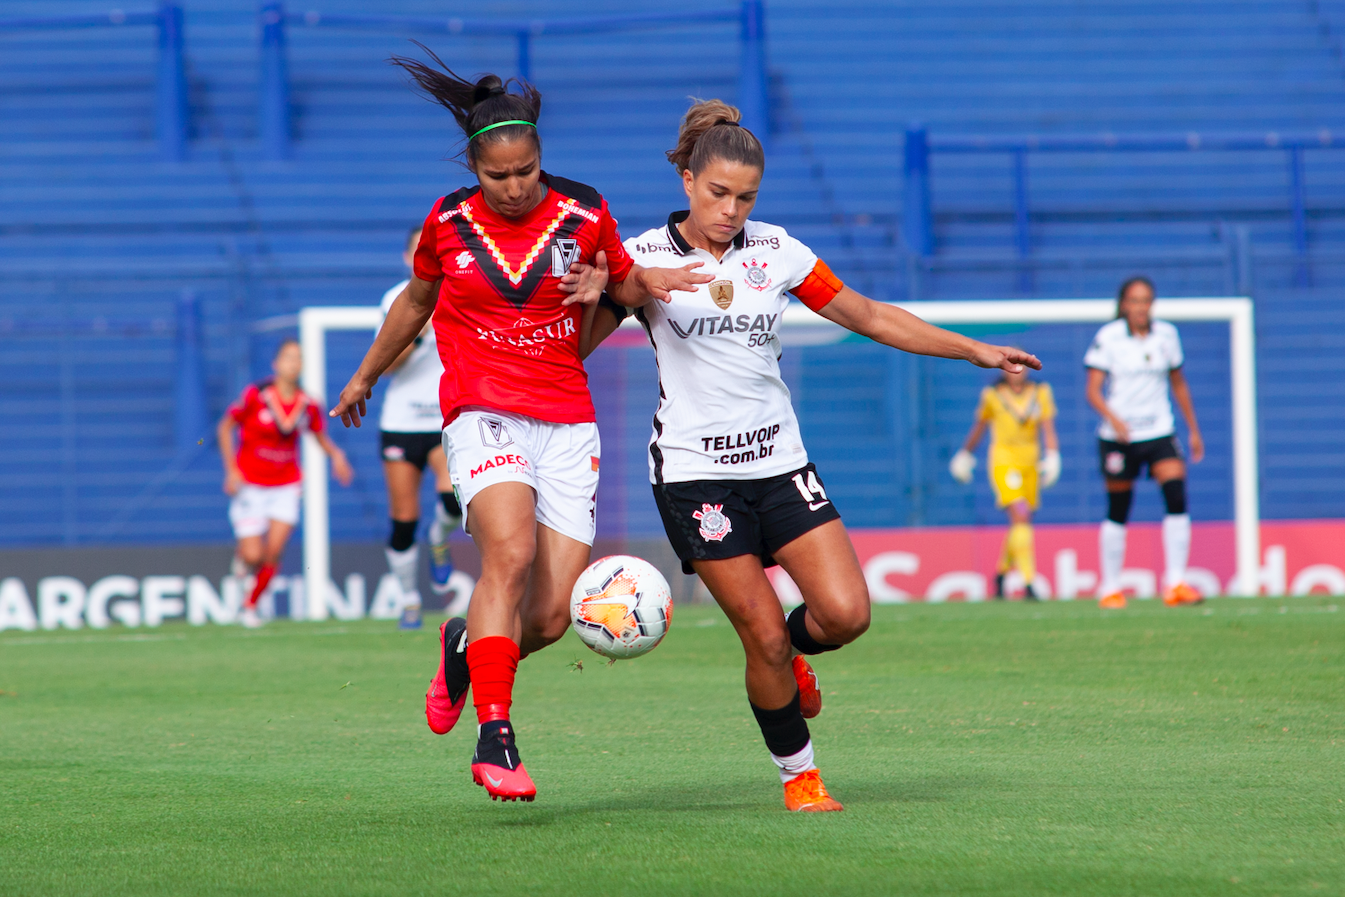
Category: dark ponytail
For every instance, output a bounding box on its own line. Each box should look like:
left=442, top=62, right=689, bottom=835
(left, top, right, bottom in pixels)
left=1115, top=275, right=1155, bottom=318
left=390, top=41, right=542, bottom=163
left=666, top=98, right=764, bottom=175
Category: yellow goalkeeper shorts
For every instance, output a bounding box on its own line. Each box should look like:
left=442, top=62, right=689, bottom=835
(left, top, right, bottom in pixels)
left=990, top=463, right=1039, bottom=509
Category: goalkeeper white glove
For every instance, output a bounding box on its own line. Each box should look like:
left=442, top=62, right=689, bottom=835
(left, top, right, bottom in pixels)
left=949, top=449, right=976, bottom=484
left=1039, top=450, right=1061, bottom=487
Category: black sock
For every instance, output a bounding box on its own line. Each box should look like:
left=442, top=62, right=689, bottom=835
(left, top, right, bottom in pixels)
left=1161, top=479, right=1187, bottom=515
left=388, top=518, right=418, bottom=552
left=750, top=691, right=811, bottom=757
left=786, top=605, right=840, bottom=655
left=1106, top=490, right=1134, bottom=525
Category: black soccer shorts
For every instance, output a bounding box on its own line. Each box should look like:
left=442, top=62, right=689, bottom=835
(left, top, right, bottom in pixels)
left=1097, top=434, right=1183, bottom=481
left=380, top=431, right=442, bottom=472
left=653, top=463, right=842, bottom=575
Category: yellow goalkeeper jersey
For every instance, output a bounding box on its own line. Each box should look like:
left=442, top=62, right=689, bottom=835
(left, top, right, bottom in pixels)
left=978, top=381, right=1056, bottom=468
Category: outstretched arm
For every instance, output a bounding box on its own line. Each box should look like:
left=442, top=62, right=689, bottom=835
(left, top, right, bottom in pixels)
left=816, top=286, right=1042, bottom=373
left=607, top=257, right=714, bottom=307
left=330, top=277, right=439, bottom=427
left=1169, top=367, right=1203, bottom=462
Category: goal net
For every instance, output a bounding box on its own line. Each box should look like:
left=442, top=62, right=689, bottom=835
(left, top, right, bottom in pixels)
left=297, top=298, right=1259, bottom=618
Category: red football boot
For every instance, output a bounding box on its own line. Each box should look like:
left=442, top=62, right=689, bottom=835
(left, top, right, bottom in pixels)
left=471, top=720, right=536, bottom=802
left=793, top=655, right=823, bottom=719
left=426, top=618, right=468, bottom=735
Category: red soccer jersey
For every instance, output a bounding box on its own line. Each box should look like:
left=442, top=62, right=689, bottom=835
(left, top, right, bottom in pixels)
left=227, top=381, right=325, bottom=486
left=413, top=173, right=635, bottom=426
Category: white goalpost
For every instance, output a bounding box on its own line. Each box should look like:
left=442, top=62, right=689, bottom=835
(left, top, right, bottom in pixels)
left=298, top=297, right=1259, bottom=617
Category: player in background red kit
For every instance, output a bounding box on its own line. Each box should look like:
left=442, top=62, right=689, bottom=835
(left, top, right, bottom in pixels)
left=218, top=340, right=353, bottom=629
left=330, top=50, right=710, bottom=802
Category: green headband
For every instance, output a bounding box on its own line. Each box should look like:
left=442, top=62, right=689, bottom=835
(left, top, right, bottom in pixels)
left=469, top=120, right=536, bottom=141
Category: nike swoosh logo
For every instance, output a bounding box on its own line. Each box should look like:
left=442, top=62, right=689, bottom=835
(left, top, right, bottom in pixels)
left=455, top=632, right=467, bottom=653
left=808, top=501, right=830, bottom=511
left=484, top=772, right=503, bottom=788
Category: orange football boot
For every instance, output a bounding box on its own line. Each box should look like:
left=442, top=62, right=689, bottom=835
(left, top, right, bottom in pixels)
left=783, top=769, right=844, bottom=812
left=1098, top=591, right=1127, bottom=609
left=792, top=655, right=822, bottom=719
left=1163, top=582, right=1203, bottom=607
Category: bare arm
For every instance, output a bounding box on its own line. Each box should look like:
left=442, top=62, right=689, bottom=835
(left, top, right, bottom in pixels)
left=217, top=415, right=242, bottom=495
left=385, top=320, right=429, bottom=374
left=581, top=302, right=626, bottom=360
left=607, top=258, right=714, bottom=307
left=313, top=431, right=354, bottom=485
left=1085, top=367, right=1130, bottom=443
left=1040, top=416, right=1060, bottom=453
left=330, top=276, right=439, bottom=427
left=817, top=286, right=1042, bottom=373
left=961, top=418, right=988, bottom=454
left=1169, top=367, right=1204, bottom=462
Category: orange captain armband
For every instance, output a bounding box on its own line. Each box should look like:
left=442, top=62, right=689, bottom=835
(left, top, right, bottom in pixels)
left=789, top=259, right=844, bottom=311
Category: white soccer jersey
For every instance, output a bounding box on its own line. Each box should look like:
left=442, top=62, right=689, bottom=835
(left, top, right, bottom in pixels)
left=1083, top=318, right=1185, bottom=442
left=627, top=214, right=839, bottom=484
left=378, top=279, right=444, bottom=433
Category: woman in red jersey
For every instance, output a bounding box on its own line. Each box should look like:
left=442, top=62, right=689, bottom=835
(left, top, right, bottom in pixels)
left=219, top=339, right=353, bottom=629
left=330, top=52, right=710, bottom=803
left=583, top=100, right=1041, bottom=812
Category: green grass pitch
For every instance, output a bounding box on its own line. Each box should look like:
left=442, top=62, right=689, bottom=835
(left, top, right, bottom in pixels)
left=1, top=597, right=1342, bottom=896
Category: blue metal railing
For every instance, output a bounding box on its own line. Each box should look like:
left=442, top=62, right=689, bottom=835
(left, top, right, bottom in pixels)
left=0, top=3, right=188, bottom=161
left=903, top=126, right=1343, bottom=262
left=257, top=1, right=768, bottom=161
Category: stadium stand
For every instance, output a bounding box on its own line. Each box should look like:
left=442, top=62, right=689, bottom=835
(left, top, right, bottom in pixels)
left=1, top=0, right=1342, bottom=548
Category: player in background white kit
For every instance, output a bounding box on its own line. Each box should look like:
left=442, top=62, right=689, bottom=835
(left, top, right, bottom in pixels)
left=582, top=99, right=1041, bottom=812
left=1085, top=276, right=1205, bottom=610
left=377, top=227, right=463, bottom=629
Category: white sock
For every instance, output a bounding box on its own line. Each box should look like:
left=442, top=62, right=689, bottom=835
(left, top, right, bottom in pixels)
left=385, top=545, right=419, bottom=599
left=1099, top=520, right=1127, bottom=596
left=771, top=740, right=816, bottom=783
left=430, top=500, right=461, bottom=546
left=230, top=555, right=252, bottom=580
left=1162, top=513, right=1191, bottom=589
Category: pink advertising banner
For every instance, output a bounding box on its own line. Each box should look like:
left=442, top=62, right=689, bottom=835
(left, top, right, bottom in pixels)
left=767, top=520, right=1345, bottom=603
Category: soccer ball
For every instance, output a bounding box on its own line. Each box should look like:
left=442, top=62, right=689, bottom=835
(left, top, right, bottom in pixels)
left=569, top=555, right=673, bottom=659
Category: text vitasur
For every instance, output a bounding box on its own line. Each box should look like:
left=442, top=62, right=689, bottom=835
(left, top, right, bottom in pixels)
left=668, top=313, right=779, bottom=339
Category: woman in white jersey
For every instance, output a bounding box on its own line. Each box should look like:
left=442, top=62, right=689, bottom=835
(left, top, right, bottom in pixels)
left=585, top=100, right=1041, bottom=813
left=1085, top=276, right=1204, bottom=610
left=377, top=225, right=463, bottom=630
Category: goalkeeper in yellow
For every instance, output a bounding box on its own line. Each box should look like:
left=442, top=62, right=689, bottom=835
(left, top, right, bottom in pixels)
left=949, top=367, right=1061, bottom=600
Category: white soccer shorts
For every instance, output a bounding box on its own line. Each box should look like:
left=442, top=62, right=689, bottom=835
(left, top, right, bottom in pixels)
left=443, top=406, right=600, bottom=546
left=228, top=482, right=302, bottom=538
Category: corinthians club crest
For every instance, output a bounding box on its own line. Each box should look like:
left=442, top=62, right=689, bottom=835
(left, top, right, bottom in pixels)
left=708, top=279, right=734, bottom=310
left=692, top=503, right=732, bottom=542
left=742, top=258, right=772, bottom=291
